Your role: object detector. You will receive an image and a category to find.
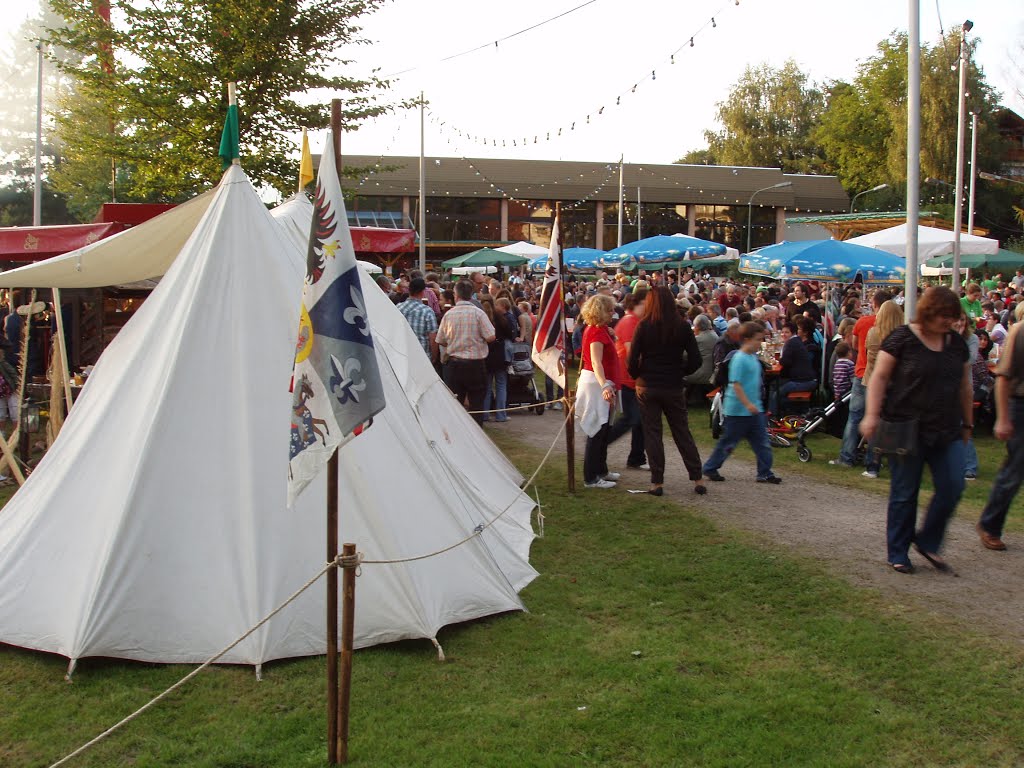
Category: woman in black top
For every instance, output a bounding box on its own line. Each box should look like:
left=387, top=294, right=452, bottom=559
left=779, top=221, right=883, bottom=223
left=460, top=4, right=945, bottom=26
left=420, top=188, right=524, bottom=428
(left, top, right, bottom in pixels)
left=627, top=286, right=706, bottom=496
left=772, top=317, right=818, bottom=413
left=861, top=287, right=972, bottom=574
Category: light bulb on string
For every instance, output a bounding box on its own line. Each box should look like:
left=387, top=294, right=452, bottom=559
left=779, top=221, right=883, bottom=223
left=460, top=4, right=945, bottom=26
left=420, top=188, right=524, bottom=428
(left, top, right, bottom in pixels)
left=712, top=17, right=716, bottom=27
left=690, top=37, right=694, bottom=47
left=651, top=70, right=656, bottom=80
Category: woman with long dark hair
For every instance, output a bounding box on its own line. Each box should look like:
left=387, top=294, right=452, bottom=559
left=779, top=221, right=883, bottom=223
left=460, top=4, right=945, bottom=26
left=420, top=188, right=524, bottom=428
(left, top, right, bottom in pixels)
left=627, top=286, right=706, bottom=496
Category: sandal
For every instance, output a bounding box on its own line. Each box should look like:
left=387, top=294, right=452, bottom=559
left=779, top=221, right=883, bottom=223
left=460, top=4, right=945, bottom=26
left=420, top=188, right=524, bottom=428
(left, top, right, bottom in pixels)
left=890, top=562, right=915, bottom=575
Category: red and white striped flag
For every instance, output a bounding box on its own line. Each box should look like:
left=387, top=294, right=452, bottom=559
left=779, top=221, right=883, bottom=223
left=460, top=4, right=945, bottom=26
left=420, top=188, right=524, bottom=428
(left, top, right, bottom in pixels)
left=532, top=214, right=566, bottom=389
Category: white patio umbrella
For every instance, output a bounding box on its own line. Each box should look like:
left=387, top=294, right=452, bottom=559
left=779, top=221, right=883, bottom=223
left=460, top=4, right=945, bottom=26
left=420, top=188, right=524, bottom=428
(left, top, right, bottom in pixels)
left=494, top=241, right=550, bottom=258
left=847, top=224, right=999, bottom=260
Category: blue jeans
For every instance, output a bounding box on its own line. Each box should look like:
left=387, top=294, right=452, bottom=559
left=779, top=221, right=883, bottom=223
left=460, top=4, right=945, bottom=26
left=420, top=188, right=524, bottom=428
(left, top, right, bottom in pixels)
left=545, top=374, right=564, bottom=402
left=980, top=398, right=1024, bottom=537
left=839, top=377, right=866, bottom=464
left=483, top=368, right=509, bottom=420
left=702, top=413, right=774, bottom=479
left=886, top=439, right=965, bottom=565
left=771, top=378, right=816, bottom=415
left=607, top=386, right=646, bottom=467
left=963, top=438, right=979, bottom=477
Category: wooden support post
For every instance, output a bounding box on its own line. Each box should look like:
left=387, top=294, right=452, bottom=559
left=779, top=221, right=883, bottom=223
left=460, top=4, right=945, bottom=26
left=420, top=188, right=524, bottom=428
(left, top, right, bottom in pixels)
left=338, top=541, right=357, bottom=764
left=52, top=288, right=73, bottom=413
left=326, top=452, right=339, bottom=765
left=565, top=389, right=576, bottom=493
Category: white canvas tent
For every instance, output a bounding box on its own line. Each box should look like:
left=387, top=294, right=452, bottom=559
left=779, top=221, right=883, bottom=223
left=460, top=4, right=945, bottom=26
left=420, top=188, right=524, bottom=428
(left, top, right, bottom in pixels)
left=270, top=194, right=381, bottom=274
left=847, top=224, right=1000, bottom=261
left=0, top=166, right=536, bottom=670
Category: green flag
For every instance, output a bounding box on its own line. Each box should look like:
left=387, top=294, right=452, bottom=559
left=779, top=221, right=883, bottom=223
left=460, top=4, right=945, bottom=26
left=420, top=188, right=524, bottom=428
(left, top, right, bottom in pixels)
left=218, top=103, right=239, bottom=169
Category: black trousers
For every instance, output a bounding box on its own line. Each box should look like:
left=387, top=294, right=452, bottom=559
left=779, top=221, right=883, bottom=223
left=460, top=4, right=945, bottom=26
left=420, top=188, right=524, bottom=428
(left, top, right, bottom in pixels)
left=583, top=417, right=612, bottom=483
left=447, top=359, right=488, bottom=425
left=636, top=385, right=703, bottom=484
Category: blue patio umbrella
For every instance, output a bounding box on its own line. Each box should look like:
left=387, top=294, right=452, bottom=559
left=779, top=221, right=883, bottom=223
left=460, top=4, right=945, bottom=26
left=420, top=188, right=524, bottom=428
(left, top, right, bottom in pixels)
left=529, top=247, right=608, bottom=272
left=739, top=240, right=907, bottom=285
left=604, top=234, right=726, bottom=267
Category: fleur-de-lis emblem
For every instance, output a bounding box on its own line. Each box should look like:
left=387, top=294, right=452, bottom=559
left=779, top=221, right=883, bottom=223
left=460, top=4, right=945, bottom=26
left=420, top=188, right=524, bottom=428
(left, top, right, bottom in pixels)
left=329, top=354, right=367, bottom=405
left=343, top=286, right=370, bottom=336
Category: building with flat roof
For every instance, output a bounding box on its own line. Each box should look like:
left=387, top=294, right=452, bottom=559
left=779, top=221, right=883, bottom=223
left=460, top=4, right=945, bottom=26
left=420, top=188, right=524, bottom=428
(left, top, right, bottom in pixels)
left=337, top=155, right=849, bottom=265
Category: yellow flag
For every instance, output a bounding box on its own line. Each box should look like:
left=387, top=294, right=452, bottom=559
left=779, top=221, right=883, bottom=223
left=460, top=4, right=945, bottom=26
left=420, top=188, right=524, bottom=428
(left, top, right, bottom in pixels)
left=298, top=128, right=314, bottom=191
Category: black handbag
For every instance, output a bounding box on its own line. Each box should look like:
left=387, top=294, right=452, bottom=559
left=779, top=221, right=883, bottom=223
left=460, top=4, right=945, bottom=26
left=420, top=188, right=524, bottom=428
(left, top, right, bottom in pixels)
left=875, top=418, right=920, bottom=456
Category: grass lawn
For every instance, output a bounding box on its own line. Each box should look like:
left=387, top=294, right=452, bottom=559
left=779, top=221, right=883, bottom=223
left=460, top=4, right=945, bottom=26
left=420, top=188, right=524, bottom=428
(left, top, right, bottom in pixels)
left=4, top=436, right=1024, bottom=766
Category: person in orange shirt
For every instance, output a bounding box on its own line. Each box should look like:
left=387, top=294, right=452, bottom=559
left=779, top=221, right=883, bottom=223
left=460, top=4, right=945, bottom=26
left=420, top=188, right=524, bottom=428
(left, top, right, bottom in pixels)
left=832, top=288, right=891, bottom=467
left=607, top=287, right=649, bottom=469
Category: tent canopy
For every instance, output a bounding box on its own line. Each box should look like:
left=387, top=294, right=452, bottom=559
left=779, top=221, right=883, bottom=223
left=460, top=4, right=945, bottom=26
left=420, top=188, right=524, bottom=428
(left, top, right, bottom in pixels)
left=847, top=223, right=1000, bottom=260
left=494, top=241, right=549, bottom=258
left=739, top=239, right=907, bottom=285
left=923, top=249, right=1024, bottom=271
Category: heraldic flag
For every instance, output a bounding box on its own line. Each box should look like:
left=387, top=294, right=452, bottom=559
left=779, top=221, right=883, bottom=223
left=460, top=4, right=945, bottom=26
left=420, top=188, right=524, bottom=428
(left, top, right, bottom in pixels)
left=288, top=129, right=386, bottom=503
left=531, top=212, right=566, bottom=390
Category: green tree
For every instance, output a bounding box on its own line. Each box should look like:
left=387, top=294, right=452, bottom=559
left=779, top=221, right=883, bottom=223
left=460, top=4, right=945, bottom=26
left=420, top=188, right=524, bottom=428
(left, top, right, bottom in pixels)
left=816, top=32, right=1004, bottom=195
left=45, top=0, right=393, bottom=218
left=683, top=60, right=827, bottom=174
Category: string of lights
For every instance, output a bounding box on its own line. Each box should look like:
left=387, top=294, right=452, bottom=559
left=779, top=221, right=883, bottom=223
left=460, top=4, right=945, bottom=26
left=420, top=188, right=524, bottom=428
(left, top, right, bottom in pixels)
left=459, top=157, right=620, bottom=211
left=420, top=0, right=740, bottom=150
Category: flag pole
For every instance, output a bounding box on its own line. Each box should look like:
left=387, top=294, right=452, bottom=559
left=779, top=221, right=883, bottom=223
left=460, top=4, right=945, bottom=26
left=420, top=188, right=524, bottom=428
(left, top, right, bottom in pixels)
left=227, top=83, right=240, bottom=166
left=325, top=104, right=342, bottom=768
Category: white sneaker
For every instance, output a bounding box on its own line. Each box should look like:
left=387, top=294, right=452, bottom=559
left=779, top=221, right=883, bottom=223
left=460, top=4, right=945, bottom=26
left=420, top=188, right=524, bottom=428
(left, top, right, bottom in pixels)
left=585, top=478, right=616, bottom=489
left=602, top=472, right=621, bottom=481
left=862, top=470, right=878, bottom=479
left=550, top=401, right=563, bottom=411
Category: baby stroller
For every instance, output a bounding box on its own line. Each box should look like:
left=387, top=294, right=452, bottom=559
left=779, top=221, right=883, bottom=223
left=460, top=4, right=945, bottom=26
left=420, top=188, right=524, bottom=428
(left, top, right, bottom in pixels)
left=506, top=341, right=546, bottom=415
left=794, top=389, right=861, bottom=463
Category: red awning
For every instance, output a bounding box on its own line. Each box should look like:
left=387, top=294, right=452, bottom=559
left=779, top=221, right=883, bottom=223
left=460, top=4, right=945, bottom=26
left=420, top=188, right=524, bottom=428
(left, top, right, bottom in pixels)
left=0, top=223, right=125, bottom=262
left=350, top=228, right=416, bottom=254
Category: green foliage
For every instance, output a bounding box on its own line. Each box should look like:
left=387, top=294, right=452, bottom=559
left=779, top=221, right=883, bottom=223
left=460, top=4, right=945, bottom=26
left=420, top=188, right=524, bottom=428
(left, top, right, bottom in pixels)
left=45, top=0, right=394, bottom=219
left=817, top=32, right=1004, bottom=194
left=692, top=60, right=828, bottom=174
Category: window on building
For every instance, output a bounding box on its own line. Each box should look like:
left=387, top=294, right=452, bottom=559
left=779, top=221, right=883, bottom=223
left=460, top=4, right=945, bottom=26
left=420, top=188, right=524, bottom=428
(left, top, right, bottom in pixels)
left=417, top=197, right=501, bottom=242
left=694, top=204, right=775, bottom=250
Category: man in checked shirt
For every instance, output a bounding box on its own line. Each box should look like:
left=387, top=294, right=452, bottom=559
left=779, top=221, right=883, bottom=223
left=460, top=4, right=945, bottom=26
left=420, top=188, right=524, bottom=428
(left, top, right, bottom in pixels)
left=436, top=280, right=495, bottom=425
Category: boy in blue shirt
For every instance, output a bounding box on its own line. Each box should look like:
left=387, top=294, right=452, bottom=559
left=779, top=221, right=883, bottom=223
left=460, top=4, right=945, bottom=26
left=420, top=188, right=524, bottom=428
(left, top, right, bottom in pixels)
left=703, top=321, right=782, bottom=484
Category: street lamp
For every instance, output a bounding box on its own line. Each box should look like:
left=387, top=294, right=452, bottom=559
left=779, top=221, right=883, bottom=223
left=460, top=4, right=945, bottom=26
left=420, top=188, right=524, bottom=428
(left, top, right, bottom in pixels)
left=980, top=171, right=1024, bottom=185
left=747, top=182, right=792, bottom=255
left=849, top=183, right=889, bottom=214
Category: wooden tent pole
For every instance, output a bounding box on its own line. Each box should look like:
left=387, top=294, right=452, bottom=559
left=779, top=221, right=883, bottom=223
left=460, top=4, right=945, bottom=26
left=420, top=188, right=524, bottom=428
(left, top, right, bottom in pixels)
left=52, top=288, right=73, bottom=413
left=338, top=542, right=357, bottom=763
left=555, top=202, right=576, bottom=492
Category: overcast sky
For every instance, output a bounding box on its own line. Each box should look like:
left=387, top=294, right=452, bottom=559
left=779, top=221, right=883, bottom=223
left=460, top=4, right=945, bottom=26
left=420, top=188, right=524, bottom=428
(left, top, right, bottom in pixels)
left=3, top=0, right=1022, bottom=167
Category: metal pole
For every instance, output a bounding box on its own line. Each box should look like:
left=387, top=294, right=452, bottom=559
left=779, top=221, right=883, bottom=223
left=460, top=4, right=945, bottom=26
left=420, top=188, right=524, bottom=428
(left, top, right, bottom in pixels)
left=746, top=199, right=754, bottom=255
left=33, top=43, right=43, bottom=227
left=418, top=91, right=426, bottom=273
left=967, top=112, right=978, bottom=235
left=617, top=156, right=624, bottom=247
left=951, top=22, right=971, bottom=282
left=905, top=0, right=921, bottom=321
left=636, top=186, right=641, bottom=240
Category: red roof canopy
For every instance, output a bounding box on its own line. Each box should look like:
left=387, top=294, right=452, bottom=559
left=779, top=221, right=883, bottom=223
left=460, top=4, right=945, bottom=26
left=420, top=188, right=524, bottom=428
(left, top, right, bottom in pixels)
left=0, top=223, right=125, bottom=262
left=93, top=202, right=177, bottom=226
left=352, top=228, right=416, bottom=254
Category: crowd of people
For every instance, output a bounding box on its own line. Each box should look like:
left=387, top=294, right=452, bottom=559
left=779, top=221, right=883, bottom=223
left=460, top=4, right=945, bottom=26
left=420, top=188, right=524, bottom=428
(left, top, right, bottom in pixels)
left=382, top=262, right=1024, bottom=573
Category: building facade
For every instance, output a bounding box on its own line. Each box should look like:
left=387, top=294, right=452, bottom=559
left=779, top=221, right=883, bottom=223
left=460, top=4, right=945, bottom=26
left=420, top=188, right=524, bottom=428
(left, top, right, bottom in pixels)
left=340, top=155, right=850, bottom=264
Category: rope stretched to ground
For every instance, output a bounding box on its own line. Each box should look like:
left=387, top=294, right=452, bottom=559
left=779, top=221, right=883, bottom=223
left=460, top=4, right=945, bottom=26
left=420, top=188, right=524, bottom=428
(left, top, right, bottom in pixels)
left=48, top=561, right=337, bottom=768
left=465, top=396, right=564, bottom=415
left=47, top=399, right=575, bottom=766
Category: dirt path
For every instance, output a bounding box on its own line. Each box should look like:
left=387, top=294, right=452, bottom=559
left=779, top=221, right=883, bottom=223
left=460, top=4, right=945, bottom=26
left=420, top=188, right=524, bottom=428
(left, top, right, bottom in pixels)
left=488, top=408, right=1024, bottom=642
